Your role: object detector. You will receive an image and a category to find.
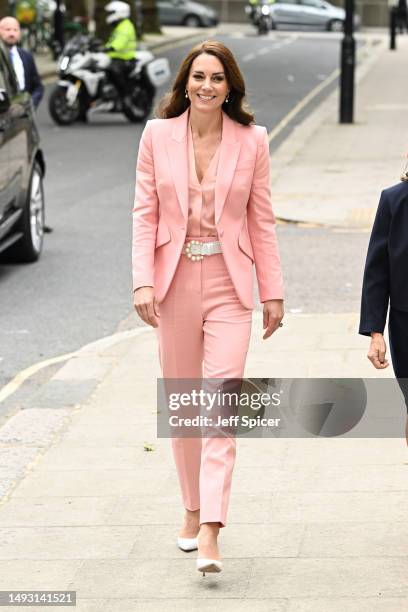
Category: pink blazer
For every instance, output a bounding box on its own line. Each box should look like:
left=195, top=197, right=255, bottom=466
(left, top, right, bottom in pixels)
left=132, top=108, right=284, bottom=310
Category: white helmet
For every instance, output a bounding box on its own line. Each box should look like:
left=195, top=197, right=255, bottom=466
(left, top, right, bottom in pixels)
left=105, top=1, right=130, bottom=24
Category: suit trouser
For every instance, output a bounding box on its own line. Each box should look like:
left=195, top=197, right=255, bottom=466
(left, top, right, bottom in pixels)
left=156, top=237, right=253, bottom=527
left=388, top=306, right=408, bottom=413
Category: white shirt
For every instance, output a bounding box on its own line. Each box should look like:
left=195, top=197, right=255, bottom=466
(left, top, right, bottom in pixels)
left=10, top=46, right=25, bottom=91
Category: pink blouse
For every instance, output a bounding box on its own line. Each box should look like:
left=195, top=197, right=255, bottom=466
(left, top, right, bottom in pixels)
left=186, top=118, right=220, bottom=237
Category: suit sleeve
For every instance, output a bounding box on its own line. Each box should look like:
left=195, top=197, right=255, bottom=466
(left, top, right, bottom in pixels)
left=247, top=126, right=284, bottom=302
left=359, top=190, right=391, bottom=336
left=28, top=54, right=44, bottom=109
left=132, top=121, right=159, bottom=292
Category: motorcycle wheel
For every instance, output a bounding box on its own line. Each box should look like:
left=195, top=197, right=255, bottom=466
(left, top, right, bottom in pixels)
left=122, top=85, right=153, bottom=123
left=258, top=20, right=269, bottom=35
left=48, top=85, right=81, bottom=126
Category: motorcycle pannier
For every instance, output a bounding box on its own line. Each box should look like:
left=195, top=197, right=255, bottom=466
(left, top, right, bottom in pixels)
left=146, top=58, right=171, bottom=88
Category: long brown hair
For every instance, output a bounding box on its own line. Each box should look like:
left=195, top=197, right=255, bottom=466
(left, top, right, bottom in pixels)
left=155, top=40, right=255, bottom=126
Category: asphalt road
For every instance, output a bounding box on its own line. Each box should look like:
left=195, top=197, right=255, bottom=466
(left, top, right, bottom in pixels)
left=0, top=29, right=369, bottom=396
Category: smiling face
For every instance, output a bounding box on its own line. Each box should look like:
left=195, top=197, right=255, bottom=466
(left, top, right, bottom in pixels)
left=0, top=17, right=21, bottom=47
left=186, top=52, right=229, bottom=114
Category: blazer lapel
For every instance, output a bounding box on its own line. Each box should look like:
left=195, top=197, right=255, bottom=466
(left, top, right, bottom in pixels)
left=215, top=112, right=240, bottom=225
left=165, top=108, right=240, bottom=224
left=165, top=108, right=189, bottom=222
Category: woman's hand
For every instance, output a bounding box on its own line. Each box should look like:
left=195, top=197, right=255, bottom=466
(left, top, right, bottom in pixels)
left=133, top=286, right=160, bottom=328
left=367, top=332, right=389, bottom=369
left=262, top=299, right=284, bottom=340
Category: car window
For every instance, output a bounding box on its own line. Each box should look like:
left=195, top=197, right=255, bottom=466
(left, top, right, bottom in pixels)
left=0, top=47, right=18, bottom=95
left=299, top=0, right=322, bottom=6
left=275, top=0, right=299, bottom=4
left=0, top=56, right=7, bottom=91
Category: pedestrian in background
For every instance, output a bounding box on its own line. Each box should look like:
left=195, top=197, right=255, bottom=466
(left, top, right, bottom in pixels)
left=398, top=0, right=408, bottom=32
left=132, top=40, right=284, bottom=576
left=0, top=16, right=44, bottom=109
left=359, top=169, right=408, bottom=446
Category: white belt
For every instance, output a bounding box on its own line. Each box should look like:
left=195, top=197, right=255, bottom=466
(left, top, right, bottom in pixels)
left=183, top=239, right=222, bottom=261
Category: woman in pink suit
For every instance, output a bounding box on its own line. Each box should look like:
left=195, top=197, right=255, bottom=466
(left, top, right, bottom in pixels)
left=132, top=40, right=284, bottom=576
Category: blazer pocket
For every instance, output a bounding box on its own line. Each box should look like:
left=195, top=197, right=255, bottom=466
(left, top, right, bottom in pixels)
left=238, top=222, right=255, bottom=262
left=155, top=220, right=171, bottom=248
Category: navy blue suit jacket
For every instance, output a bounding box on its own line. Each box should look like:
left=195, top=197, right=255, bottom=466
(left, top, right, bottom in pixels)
left=16, top=47, right=44, bottom=108
left=359, top=181, right=408, bottom=336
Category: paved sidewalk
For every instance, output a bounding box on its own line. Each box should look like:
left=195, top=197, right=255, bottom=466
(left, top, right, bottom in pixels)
left=35, top=25, right=215, bottom=81
left=272, top=34, right=408, bottom=228
left=0, top=313, right=406, bottom=611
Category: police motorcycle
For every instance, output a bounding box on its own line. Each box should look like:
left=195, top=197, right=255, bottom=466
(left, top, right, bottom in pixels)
left=48, top=33, right=170, bottom=125
left=245, top=0, right=273, bottom=35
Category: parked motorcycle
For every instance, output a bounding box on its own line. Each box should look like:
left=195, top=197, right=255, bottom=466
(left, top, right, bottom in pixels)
left=48, top=34, right=170, bottom=125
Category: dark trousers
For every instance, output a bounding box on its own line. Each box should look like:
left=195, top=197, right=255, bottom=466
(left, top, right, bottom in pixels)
left=388, top=306, right=408, bottom=412
left=107, top=59, right=135, bottom=96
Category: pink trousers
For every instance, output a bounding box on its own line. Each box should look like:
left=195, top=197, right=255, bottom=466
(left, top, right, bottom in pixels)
left=156, top=237, right=253, bottom=527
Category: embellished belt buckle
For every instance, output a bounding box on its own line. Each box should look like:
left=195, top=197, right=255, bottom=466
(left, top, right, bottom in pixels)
left=184, top=240, right=203, bottom=261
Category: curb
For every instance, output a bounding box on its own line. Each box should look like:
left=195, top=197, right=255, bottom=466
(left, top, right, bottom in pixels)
left=0, top=326, right=150, bottom=506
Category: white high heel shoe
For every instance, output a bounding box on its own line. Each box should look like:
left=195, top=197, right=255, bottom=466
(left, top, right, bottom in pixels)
left=177, top=536, right=198, bottom=551
left=196, top=529, right=222, bottom=576
left=196, top=558, right=223, bottom=576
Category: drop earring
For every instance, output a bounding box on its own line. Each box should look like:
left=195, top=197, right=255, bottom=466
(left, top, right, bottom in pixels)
left=185, top=88, right=189, bottom=99
left=225, top=93, right=230, bottom=103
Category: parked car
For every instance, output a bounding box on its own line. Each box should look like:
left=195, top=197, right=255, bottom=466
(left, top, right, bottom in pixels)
left=0, top=41, right=45, bottom=262
left=268, top=0, right=360, bottom=31
left=157, top=0, right=219, bottom=27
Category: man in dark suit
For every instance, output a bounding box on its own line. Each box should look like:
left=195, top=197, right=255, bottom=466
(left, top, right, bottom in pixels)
left=0, top=16, right=44, bottom=109
left=359, top=180, right=408, bottom=445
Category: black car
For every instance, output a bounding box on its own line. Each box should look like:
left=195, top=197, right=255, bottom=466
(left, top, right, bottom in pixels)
left=0, top=40, right=45, bottom=262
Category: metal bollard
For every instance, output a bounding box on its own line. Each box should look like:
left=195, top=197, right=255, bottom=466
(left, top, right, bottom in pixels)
left=390, top=6, right=397, bottom=50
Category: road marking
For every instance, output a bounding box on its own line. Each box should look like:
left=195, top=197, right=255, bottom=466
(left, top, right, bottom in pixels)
left=0, top=351, right=77, bottom=404
left=267, top=66, right=340, bottom=144
left=242, top=52, right=257, bottom=62
left=0, top=327, right=150, bottom=406
left=243, top=37, right=296, bottom=62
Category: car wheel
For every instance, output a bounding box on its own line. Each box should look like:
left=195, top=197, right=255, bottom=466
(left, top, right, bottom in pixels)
left=183, top=14, right=202, bottom=27
left=328, top=19, right=343, bottom=32
left=5, top=162, right=45, bottom=263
